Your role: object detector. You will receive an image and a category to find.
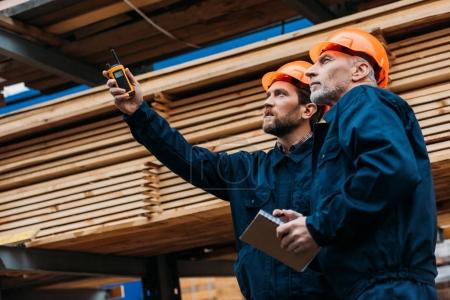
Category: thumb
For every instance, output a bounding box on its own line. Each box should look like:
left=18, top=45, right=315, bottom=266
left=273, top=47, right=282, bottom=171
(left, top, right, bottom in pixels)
left=273, top=209, right=284, bottom=217
left=281, top=209, right=302, bottom=221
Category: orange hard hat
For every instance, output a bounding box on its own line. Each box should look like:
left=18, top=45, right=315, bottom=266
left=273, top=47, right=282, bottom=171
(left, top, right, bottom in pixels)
left=309, top=28, right=389, bottom=88
left=262, top=61, right=311, bottom=91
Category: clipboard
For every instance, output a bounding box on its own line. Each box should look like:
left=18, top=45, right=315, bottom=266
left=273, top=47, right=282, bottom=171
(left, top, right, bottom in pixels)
left=239, top=209, right=319, bottom=272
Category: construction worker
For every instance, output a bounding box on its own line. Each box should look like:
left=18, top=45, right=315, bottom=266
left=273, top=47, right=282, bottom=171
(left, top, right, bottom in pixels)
left=103, top=61, right=336, bottom=299
left=275, top=28, right=437, bottom=299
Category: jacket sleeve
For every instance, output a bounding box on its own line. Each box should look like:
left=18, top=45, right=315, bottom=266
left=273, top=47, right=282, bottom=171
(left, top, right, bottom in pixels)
left=306, top=89, right=422, bottom=246
left=124, top=101, right=232, bottom=201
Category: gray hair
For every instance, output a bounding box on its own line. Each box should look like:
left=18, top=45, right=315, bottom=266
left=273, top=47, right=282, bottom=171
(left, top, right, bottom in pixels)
left=352, top=56, right=377, bottom=83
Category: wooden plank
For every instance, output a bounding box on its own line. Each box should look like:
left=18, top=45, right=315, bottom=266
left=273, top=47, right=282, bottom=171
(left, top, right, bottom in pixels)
left=393, top=43, right=450, bottom=64
left=0, top=196, right=148, bottom=232
left=0, top=228, right=39, bottom=246
left=0, top=144, right=146, bottom=191
left=102, top=4, right=297, bottom=66
left=0, top=122, right=126, bottom=162
left=427, top=141, right=450, bottom=153
left=406, top=88, right=450, bottom=108
left=0, top=158, right=150, bottom=203
left=415, top=105, right=450, bottom=121
left=170, top=80, right=260, bottom=109
left=170, top=86, right=262, bottom=118
left=41, top=276, right=138, bottom=290
left=0, top=185, right=151, bottom=226
left=37, top=208, right=149, bottom=238
left=0, top=118, right=123, bottom=157
left=390, top=65, right=450, bottom=93
left=45, top=0, right=170, bottom=34
left=390, top=57, right=450, bottom=81
left=61, top=0, right=271, bottom=57
left=0, top=129, right=133, bottom=173
left=71, top=14, right=133, bottom=40
left=390, top=51, right=450, bottom=74
left=0, top=142, right=142, bottom=182
left=26, top=201, right=231, bottom=250
left=35, top=217, right=149, bottom=244
left=425, top=131, right=450, bottom=145
left=187, top=116, right=261, bottom=144
left=429, top=151, right=450, bottom=163
left=170, top=94, right=263, bottom=123
left=401, top=82, right=450, bottom=102
left=391, top=34, right=450, bottom=57
left=422, top=123, right=450, bottom=138
left=419, top=114, right=450, bottom=129
left=160, top=194, right=216, bottom=210
left=389, top=27, right=450, bottom=50
left=179, top=110, right=261, bottom=136
left=0, top=177, right=149, bottom=218
left=173, top=99, right=262, bottom=129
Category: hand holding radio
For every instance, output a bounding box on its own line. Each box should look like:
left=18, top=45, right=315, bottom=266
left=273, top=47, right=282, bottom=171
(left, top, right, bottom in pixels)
left=103, top=49, right=143, bottom=115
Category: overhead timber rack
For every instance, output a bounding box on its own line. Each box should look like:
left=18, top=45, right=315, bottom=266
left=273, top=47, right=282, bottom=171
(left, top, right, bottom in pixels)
left=0, top=0, right=450, bottom=299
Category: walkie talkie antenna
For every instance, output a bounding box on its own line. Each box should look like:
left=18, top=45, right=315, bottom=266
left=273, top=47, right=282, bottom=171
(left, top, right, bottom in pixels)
left=111, top=48, right=121, bottom=65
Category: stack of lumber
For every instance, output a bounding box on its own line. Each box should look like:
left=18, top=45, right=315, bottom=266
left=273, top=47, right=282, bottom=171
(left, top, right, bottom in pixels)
left=0, top=158, right=158, bottom=240
left=389, top=27, right=450, bottom=235
left=0, top=79, right=271, bottom=253
left=0, top=0, right=448, bottom=256
left=180, top=277, right=243, bottom=300
left=388, top=27, right=450, bottom=204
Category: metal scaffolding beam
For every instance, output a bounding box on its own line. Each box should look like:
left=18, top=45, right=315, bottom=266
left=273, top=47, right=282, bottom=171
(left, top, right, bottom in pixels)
left=0, top=246, right=147, bottom=277
left=0, top=28, right=104, bottom=86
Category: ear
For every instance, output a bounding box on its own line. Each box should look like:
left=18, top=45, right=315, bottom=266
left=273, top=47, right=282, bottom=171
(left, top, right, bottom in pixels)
left=352, top=60, right=371, bottom=82
left=302, top=103, right=318, bottom=120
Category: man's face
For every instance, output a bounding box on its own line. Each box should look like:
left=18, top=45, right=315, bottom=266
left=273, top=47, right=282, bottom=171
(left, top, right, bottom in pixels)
left=306, top=50, right=353, bottom=105
left=263, top=81, right=304, bottom=137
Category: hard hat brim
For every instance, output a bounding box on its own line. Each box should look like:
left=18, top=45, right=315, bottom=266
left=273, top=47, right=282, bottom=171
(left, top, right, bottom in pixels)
left=261, top=71, right=305, bottom=91
left=261, top=71, right=277, bottom=91
left=309, top=41, right=337, bottom=63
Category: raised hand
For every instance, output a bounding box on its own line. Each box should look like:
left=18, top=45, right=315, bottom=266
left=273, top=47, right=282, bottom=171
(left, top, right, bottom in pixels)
left=103, top=68, right=144, bottom=115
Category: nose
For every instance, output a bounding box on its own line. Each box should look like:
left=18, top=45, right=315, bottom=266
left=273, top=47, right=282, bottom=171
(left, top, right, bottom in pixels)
left=306, top=63, right=318, bottom=79
left=264, top=93, right=274, bottom=107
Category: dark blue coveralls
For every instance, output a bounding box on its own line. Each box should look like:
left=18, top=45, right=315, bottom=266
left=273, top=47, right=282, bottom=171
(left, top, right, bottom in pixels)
left=306, top=85, right=438, bottom=299
left=124, top=101, right=334, bottom=299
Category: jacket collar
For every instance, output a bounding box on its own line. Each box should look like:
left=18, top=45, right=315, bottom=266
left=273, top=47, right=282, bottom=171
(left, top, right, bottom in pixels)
left=272, top=135, right=313, bottom=166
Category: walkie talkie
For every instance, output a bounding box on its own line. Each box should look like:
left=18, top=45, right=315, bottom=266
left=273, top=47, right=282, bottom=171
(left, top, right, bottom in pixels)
left=106, top=49, right=135, bottom=96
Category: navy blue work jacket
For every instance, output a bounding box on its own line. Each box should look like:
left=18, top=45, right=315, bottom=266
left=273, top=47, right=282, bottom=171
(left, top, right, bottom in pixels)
left=125, top=101, right=333, bottom=299
left=307, top=85, right=437, bottom=299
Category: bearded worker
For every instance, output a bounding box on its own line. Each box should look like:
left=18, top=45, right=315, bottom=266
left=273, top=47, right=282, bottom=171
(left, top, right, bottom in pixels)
left=104, top=61, right=335, bottom=299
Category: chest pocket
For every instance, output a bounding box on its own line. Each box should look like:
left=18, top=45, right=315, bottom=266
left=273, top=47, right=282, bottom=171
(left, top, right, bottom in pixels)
left=318, top=137, right=341, bottom=167
left=244, top=186, right=271, bottom=210
left=317, top=138, right=344, bottom=196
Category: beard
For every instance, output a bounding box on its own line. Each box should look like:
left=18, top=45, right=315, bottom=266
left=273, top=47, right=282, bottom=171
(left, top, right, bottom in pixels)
left=311, top=78, right=350, bottom=105
left=263, top=113, right=299, bottom=137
